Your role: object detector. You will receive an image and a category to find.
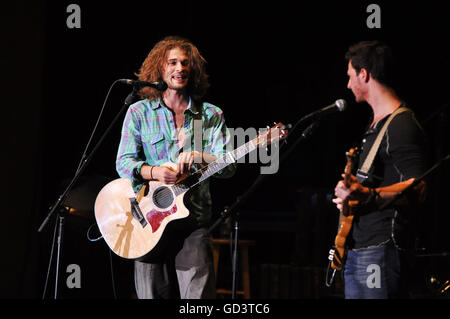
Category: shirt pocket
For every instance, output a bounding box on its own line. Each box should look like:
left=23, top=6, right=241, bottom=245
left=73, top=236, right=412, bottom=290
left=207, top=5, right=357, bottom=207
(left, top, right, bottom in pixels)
left=141, top=132, right=167, bottom=163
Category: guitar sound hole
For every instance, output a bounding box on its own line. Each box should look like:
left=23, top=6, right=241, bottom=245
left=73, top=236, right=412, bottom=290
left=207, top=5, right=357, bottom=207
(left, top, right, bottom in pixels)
left=152, top=186, right=174, bottom=209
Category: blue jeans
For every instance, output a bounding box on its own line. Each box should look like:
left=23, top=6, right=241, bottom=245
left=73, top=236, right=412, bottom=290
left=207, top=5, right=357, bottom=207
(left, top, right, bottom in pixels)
left=344, top=240, right=407, bottom=299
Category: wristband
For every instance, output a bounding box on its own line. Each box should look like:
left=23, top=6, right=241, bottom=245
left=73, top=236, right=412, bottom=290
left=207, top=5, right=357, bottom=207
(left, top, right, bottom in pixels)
left=150, top=165, right=155, bottom=180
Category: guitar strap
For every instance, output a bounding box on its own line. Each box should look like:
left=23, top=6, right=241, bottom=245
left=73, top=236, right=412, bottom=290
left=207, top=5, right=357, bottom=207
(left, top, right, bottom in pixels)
left=192, top=99, right=203, bottom=155
left=356, top=106, right=409, bottom=183
left=138, top=99, right=204, bottom=199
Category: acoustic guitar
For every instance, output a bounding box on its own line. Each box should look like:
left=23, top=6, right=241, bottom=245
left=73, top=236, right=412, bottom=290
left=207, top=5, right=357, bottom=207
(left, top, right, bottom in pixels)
left=94, top=123, right=287, bottom=260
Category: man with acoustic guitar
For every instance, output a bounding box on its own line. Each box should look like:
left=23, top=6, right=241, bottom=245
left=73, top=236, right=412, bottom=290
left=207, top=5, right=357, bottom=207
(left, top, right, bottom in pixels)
left=116, top=36, right=236, bottom=298
left=332, top=41, right=427, bottom=298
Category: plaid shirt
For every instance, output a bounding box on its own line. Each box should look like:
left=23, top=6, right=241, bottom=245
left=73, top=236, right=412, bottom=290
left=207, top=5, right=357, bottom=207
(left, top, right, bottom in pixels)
left=116, top=97, right=236, bottom=226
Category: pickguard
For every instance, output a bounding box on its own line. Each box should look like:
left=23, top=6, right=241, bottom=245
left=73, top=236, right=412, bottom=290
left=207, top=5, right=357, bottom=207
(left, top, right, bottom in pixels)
left=146, top=205, right=178, bottom=233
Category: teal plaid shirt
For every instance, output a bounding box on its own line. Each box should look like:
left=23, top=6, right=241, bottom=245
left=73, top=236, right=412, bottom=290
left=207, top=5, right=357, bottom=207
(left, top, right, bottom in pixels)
left=116, top=97, right=236, bottom=226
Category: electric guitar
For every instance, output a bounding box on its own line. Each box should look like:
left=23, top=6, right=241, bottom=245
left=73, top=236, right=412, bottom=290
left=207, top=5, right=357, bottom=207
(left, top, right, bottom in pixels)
left=94, top=123, right=288, bottom=260
left=329, top=147, right=359, bottom=271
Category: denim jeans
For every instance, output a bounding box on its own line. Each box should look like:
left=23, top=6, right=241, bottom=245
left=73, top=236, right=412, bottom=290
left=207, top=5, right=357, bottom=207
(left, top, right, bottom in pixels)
left=344, top=240, right=407, bottom=299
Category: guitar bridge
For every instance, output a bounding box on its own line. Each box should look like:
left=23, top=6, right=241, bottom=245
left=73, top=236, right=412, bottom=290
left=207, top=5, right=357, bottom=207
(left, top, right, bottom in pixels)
left=129, top=198, right=148, bottom=228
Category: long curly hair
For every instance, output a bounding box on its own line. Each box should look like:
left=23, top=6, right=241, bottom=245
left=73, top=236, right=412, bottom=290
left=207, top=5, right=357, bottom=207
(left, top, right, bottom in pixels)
left=135, top=36, right=210, bottom=101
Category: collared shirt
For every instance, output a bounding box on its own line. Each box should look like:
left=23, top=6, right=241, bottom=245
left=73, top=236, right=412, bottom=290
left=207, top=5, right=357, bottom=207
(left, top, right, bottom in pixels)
left=116, top=97, right=236, bottom=226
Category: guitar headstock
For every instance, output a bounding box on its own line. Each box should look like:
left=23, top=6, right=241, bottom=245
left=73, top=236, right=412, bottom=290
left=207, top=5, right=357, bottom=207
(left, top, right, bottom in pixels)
left=345, top=147, right=359, bottom=160
left=256, top=122, right=289, bottom=148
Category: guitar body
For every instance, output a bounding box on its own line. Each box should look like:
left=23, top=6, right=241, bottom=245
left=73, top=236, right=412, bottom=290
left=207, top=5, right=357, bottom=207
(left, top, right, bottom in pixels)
left=95, top=162, right=190, bottom=261
left=331, top=213, right=354, bottom=270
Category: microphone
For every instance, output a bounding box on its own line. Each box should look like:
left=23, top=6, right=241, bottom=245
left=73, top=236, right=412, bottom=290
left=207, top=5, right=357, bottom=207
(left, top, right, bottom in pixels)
left=118, top=79, right=168, bottom=91
left=302, top=99, right=347, bottom=121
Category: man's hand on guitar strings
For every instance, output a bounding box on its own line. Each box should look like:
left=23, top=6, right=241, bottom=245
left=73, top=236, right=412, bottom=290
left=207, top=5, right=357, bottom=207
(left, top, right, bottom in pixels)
left=177, top=151, right=203, bottom=174
left=333, top=174, right=371, bottom=211
left=177, top=151, right=217, bottom=174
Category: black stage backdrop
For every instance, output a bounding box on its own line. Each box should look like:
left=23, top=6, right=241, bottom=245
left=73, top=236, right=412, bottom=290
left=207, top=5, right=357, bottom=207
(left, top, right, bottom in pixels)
left=2, top=0, right=449, bottom=300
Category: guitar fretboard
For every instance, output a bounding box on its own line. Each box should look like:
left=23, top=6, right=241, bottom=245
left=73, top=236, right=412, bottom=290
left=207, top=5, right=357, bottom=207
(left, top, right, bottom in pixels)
left=172, top=138, right=258, bottom=196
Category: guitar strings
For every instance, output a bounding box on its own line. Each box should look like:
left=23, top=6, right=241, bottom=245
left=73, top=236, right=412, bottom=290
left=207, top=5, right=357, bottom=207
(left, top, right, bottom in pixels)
left=148, top=158, right=230, bottom=205
left=147, top=147, right=242, bottom=205
left=145, top=128, right=273, bottom=205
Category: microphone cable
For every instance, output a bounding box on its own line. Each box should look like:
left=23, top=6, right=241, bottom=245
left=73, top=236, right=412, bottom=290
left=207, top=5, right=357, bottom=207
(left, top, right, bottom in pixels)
left=41, top=213, right=59, bottom=299
left=108, top=249, right=118, bottom=299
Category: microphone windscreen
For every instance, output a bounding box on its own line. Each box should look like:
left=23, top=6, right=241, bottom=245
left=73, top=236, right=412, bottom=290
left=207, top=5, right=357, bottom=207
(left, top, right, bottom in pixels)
left=336, top=99, right=347, bottom=112
left=156, top=81, right=168, bottom=91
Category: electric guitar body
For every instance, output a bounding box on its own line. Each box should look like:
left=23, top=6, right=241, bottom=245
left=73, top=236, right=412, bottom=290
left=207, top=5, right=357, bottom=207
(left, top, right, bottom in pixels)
left=330, top=147, right=359, bottom=271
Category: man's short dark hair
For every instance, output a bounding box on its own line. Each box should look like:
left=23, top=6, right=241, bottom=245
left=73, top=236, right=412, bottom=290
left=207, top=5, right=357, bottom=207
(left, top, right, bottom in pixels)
left=345, top=40, right=397, bottom=89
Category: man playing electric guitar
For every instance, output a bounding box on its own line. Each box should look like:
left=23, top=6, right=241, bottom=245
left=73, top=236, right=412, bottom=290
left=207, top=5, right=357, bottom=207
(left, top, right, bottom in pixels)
left=332, top=41, right=427, bottom=299
left=116, top=36, right=236, bottom=299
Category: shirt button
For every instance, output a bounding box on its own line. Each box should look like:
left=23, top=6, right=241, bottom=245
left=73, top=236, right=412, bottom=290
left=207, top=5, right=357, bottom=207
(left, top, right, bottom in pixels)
left=362, top=138, right=366, bottom=143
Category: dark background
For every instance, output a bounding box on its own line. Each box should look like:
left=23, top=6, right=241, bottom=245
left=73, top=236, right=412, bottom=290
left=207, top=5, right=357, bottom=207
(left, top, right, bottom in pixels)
left=2, top=0, right=449, bottom=299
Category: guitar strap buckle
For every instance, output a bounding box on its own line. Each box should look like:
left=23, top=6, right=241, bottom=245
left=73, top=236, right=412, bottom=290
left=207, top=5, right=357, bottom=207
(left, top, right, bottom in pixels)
left=356, top=169, right=369, bottom=183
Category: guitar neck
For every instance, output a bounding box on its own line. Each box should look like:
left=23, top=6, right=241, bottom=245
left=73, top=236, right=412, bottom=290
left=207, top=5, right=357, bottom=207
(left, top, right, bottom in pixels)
left=199, top=139, right=257, bottom=182
left=173, top=138, right=258, bottom=195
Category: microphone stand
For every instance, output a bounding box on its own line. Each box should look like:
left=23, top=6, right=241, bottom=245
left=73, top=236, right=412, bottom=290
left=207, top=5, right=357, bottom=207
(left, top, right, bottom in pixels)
left=38, top=86, right=139, bottom=299
left=208, top=119, right=321, bottom=299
